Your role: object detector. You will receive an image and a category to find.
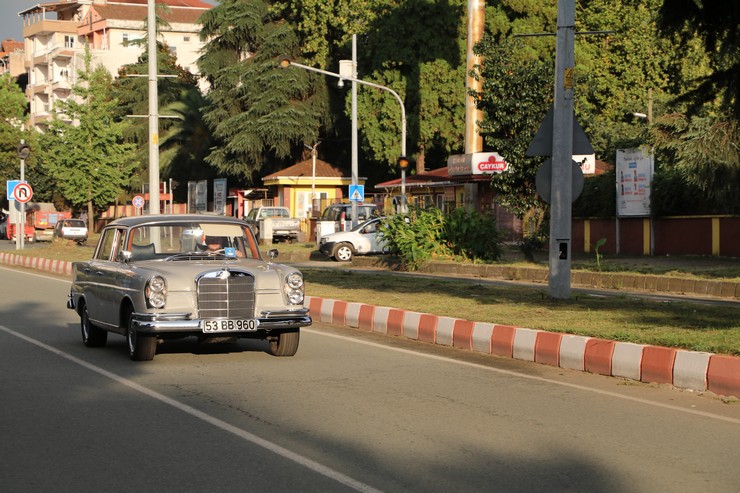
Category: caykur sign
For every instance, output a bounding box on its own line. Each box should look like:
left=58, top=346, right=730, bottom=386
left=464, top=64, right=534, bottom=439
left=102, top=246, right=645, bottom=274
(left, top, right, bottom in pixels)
left=447, top=152, right=509, bottom=176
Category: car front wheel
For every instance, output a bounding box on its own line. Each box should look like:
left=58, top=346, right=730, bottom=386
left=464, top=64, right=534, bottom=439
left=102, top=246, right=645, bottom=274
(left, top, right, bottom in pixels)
left=81, top=302, right=107, bottom=347
left=126, top=311, right=157, bottom=361
left=332, top=242, right=354, bottom=262
left=266, top=329, right=299, bottom=357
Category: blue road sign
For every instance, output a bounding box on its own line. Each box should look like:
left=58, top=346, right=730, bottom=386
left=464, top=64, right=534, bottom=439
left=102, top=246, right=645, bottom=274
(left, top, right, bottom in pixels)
left=349, top=184, right=364, bottom=202
left=6, top=180, right=23, bottom=200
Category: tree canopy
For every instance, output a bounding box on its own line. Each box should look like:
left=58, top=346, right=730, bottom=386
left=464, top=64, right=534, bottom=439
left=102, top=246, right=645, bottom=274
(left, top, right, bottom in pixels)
left=38, top=51, right=139, bottom=222
left=197, top=0, right=328, bottom=181
left=0, top=75, right=31, bottom=187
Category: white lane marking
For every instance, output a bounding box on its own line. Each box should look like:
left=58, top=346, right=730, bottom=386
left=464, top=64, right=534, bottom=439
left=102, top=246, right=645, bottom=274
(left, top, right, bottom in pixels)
left=0, top=264, right=72, bottom=282
left=0, top=324, right=383, bottom=493
left=4, top=267, right=738, bottom=425
left=305, top=328, right=740, bottom=425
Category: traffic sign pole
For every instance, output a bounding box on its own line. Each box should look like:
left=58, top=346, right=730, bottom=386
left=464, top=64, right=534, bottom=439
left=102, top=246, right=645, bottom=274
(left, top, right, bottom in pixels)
left=16, top=140, right=30, bottom=251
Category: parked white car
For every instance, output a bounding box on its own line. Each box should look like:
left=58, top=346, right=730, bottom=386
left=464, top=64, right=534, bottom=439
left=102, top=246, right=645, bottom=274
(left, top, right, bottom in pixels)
left=315, top=203, right=378, bottom=244
left=318, top=217, right=387, bottom=262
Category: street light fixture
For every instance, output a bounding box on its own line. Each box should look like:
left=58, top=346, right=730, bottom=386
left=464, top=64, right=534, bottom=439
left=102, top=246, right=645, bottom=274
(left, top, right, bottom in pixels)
left=279, top=56, right=408, bottom=212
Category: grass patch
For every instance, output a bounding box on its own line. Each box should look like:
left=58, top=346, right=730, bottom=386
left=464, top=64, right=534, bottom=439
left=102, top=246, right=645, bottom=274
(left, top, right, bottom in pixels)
left=303, top=269, right=740, bottom=356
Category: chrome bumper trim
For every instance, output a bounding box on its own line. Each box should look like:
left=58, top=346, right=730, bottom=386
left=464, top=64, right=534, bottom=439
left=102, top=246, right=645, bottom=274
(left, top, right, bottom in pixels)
left=131, top=312, right=312, bottom=333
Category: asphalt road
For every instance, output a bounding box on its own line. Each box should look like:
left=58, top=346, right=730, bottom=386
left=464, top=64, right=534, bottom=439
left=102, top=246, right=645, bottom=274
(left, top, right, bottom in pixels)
left=1, top=266, right=739, bottom=492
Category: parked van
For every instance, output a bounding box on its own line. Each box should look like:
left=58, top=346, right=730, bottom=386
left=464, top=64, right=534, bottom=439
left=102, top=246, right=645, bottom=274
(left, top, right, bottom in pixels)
left=315, top=203, right=377, bottom=243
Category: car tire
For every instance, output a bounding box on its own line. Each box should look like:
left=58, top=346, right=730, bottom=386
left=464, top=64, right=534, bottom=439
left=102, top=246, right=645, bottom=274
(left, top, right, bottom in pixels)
left=266, top=329, right=300, bottom=357
left=81, top=302, right=107, bottom=348
left=332, top=242, right=354, bottom=262
left=126, top=310, right=156, bottom=361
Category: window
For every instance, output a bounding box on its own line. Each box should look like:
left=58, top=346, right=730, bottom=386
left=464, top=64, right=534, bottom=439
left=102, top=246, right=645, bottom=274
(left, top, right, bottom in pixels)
left=436, top=194, right=445, bottom=210
left=183, top=35, right=191, bottom=43
left=122, top=33, right=129, bottom=44
left=64, top=35, right=75, bottom=48
left=95, top=229, right=119, bottom=261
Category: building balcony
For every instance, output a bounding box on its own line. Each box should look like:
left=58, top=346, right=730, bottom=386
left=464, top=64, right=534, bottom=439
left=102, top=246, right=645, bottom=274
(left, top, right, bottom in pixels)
left=23, top=19, right=78, bottom=38
left=28, top=83, right=49, bottom=95
left=51, top=79, right=73, bottom=92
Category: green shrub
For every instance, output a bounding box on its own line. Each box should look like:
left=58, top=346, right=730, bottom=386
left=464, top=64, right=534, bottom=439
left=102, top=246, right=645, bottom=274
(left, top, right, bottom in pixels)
left=445, top=208, right=502, bottom=262
left=380, top=207, right=502, bottom=271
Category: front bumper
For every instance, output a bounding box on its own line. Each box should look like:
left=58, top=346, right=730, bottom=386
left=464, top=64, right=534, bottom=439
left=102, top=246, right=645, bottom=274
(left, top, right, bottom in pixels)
left=318, top=241, right=336, bottom=257
left=130, top=308, right=312, bottom=334
left=61, top=234, right=88, bottom=242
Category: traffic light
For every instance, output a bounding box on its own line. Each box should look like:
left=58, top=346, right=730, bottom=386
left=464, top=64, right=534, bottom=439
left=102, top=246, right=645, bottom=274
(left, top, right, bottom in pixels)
left=17, top=142, right=30, bottom=159
left=398, top=155, right=409, bottom=169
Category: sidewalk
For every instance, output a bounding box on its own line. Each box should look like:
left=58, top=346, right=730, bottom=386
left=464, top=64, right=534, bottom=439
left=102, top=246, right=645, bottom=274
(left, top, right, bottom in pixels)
left=2, top=250, right=738, bottom=399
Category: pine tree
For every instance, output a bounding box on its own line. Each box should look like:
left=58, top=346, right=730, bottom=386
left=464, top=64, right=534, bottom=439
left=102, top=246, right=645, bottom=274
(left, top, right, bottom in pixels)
left=197, top=0, right=328, bottom=181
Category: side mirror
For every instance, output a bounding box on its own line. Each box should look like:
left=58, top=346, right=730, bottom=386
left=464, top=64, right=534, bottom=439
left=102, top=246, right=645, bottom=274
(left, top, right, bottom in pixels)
left=267, top=249, right=279, bottom=260
left=120, top=250, right=133, bottom=263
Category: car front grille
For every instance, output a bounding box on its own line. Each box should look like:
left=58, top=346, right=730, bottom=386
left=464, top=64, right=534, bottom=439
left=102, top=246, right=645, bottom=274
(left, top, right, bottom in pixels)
left=197, top=271, right=256, bottom=319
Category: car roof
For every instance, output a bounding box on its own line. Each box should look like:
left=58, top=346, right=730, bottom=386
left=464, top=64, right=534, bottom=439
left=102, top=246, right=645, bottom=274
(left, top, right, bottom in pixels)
left=106, top=214, right=248, bottom=228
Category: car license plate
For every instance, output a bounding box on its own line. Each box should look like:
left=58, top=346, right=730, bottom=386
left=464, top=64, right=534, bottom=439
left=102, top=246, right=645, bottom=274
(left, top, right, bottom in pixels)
left=201, top=319, right=260, bottom=332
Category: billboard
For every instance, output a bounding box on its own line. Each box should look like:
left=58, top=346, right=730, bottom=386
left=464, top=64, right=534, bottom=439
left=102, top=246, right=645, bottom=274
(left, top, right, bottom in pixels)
left=616, top=147, right=653, bottom=217
left=213, top=178, right=227, bottom=214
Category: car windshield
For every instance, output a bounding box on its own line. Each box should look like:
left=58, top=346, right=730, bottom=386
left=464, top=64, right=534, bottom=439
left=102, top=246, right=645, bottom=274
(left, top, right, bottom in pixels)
left=127, top=222, right=258, bottom=260
left=350, top=218, right=377, bottom=232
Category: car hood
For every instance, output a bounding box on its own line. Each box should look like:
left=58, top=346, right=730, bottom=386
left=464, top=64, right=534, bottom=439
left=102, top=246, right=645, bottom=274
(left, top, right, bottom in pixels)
left=321, top=231, right=361, bottom=243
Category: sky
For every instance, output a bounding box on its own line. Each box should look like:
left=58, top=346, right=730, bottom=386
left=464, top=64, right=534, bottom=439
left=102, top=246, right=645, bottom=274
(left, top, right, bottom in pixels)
left=1, top=0, right=217, bottom=43
left=3, top=0, right=35, bottom=41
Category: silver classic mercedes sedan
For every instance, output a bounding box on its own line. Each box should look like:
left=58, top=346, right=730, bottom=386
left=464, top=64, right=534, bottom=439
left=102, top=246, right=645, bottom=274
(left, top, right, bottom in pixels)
left=67, top=214, right=311, bottom=361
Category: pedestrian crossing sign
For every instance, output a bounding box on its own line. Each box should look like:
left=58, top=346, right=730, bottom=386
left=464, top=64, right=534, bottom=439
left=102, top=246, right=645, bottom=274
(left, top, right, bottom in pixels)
left=349, top=184, right=364, bottom=202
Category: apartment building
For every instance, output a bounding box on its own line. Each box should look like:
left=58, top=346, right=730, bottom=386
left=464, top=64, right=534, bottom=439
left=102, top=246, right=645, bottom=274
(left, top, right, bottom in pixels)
left=1, top=39, right=25, bottom=77
left=19, top=0, right=212, bottom=132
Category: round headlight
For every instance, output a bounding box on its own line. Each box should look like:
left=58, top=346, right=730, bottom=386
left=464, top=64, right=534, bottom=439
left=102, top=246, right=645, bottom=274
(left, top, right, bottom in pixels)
left=287, top=289, right=304, bottom=305
left=286, top=272, right=303, bottom=289
left=149, top=276, right=166, bottom=292
left=146, top=276, right=167, bottom=309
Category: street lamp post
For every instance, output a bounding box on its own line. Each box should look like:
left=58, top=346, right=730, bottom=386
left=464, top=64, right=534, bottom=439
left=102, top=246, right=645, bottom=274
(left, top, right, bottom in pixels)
left=279, top=57, right=407, bottom=213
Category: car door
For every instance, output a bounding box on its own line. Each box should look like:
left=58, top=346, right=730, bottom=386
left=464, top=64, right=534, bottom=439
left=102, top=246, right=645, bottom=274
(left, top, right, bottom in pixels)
left=353, top=219, right=381, bottom=254
left=365, top=219, right=385, bottom=253
left=82, top=227, right=127, bottom=328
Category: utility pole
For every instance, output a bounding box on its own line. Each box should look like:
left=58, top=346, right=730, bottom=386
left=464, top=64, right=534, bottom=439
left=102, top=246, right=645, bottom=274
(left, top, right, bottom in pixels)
left=465, top=0, right=485, bottom=155
left=463, top=0, right=485, bottom=211
left=147, top=0, right=160, bottom=215
left=548, top=0, right=576, bottom=299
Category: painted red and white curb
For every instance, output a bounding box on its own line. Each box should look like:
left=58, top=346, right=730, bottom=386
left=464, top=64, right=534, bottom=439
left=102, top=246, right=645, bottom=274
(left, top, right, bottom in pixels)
left=0, top=252, right=73, bottom=276
left=306, top=295, right=740, bottom=399
left=2, top=252, right=737, bottom=398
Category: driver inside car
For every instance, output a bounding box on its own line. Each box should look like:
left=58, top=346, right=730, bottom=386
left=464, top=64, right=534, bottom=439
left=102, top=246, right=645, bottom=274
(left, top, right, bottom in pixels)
left=201, top=235, right=244, bottom=257
left=204, top=236, right=223, bottom=252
